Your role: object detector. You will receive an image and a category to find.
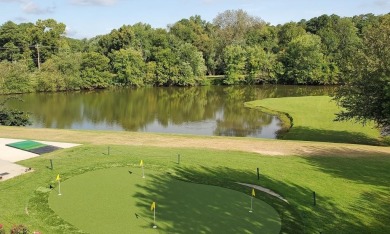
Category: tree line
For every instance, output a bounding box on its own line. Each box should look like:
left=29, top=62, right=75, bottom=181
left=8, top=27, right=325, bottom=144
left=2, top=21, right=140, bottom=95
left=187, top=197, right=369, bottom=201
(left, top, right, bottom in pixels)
left=0, top=11, right=389, bottom=133
left=0, top=11, right=388, bottom=93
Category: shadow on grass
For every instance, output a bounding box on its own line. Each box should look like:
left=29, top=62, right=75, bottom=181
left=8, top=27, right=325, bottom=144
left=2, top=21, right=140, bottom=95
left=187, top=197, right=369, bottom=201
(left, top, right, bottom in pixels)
left=302, top=156, right=390, bottom=233
left=350, top=190, right=390, bottom=233
left=296, top=145, right=390, bottom=158
left=304, top=156, right=390, bottom=187
left=283, top=126, right=385, bottom=146
left=133, top=167, right=294, bottom=233
left=132, top=165, right=377, bottom=234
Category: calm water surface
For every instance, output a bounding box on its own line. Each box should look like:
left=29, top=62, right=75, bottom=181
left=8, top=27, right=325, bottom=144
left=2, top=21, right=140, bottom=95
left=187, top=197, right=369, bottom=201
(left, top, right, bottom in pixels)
left=5, top=85, right=332, bottom=138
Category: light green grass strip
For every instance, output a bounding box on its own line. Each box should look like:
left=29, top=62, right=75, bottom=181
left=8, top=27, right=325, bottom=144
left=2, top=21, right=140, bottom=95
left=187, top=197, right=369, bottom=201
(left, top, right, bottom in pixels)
left=246, top=96, right=384, bottom=145
left=49, top=167, right=281, bottom=234
left=6, top=140, right=47, bottom=150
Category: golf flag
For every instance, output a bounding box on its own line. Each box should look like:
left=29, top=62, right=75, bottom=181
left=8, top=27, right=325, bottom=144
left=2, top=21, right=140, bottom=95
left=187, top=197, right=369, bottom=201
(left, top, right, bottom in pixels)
left=56, top=174, right=62, bottom=195
left=140, top=160, right=144, bottom=166
left=249, top=188, right=255, bottom=212
left=151, top=202, right=156, bottom=211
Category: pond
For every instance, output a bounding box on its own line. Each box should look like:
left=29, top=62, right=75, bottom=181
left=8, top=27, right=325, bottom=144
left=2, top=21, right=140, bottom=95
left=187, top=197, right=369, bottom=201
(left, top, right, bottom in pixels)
left=4, top=85, right=333, bottom=138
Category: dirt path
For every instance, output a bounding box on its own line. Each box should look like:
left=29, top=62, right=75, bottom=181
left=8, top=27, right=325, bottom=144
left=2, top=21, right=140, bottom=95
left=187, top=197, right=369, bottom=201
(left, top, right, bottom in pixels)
left=1, top=126, right=389, bottom=157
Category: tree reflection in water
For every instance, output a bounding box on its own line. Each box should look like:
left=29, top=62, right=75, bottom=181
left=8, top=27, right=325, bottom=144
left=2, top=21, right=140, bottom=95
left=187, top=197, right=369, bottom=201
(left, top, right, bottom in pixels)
left=5, top=85, right=332, bottom=138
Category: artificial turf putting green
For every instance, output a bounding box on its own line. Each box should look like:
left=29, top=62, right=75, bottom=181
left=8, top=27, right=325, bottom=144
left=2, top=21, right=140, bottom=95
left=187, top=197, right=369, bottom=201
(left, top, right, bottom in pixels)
left=49, top=167, right=281, bottom=234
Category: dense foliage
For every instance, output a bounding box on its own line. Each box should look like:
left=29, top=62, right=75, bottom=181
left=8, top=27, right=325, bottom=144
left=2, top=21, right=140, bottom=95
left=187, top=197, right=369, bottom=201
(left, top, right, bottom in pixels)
left=0, top=11, right=387, bottom=92
left=0, top=11, right=389, bottom=131
left=334, top=14, right=390, bottom=135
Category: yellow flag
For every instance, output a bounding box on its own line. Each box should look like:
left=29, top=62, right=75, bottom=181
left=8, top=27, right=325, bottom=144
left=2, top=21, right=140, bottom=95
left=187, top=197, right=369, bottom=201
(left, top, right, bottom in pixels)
left=151, top=202, right=156, bottom=211
left=140, top=160, right=144, bottom=166
left=56, top=174, right=61, bottom=181
left=252, top=188, right=255, bottom=197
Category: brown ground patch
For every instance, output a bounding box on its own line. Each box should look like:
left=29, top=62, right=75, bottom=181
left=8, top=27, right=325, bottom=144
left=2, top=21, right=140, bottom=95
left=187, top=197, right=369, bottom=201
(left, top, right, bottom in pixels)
left=1, top=126, right=389, bottom=157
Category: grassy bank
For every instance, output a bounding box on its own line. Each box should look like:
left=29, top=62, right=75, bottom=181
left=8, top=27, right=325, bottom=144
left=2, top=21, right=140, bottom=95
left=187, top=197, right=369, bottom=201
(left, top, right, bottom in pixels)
left=246, top=96, right=388, bottom=145
left=0, top=138, right=389, bottom=233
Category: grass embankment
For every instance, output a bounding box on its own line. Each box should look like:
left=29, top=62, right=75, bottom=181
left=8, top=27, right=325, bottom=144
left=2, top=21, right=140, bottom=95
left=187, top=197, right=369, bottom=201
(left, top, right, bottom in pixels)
left=0, top=139, right=389, bottom=233
left=246, top=96, right=388, bottom=145
left=1, top=126, right=390, bottom=157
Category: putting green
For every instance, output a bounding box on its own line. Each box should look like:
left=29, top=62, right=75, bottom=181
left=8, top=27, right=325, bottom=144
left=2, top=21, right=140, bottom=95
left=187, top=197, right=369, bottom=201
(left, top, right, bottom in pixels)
left=49, top=167, right=281, bottom=233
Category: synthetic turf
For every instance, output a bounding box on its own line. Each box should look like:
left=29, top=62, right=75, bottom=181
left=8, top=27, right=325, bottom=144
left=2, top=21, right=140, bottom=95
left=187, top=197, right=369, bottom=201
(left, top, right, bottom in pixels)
left=49, top=167, right=281, bottom=234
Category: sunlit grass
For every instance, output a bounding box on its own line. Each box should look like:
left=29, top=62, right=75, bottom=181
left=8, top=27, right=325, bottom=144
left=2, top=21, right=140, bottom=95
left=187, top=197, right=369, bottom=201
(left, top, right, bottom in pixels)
left=0, top=144, right=389, bottom=233
left=246, top=96, right=386, bottom=145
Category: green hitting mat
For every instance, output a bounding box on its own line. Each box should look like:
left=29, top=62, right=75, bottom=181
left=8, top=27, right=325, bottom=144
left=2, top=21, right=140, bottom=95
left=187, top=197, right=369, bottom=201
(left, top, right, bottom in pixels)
left=6, top=140, right=61, bottom=155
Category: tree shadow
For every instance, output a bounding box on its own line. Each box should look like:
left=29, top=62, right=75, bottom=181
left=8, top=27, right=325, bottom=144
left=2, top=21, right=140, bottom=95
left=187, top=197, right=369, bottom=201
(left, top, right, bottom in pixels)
left=301, top=156, right=390, bottom=232
left=303, top=156, right=390, bottom=189
left=133, top=167, right=293, bottom=233
left=349, top=190, right=390, bottom=233
left=132, top=165, right=376, bottom=233
left=283, top=126, right=385, bottom=146
left=295, top=144, right=390, bottom=157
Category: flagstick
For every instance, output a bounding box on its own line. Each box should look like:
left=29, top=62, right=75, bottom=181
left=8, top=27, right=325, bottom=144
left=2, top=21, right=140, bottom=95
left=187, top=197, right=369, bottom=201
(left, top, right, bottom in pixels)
left=153, top=207, right=157, bottom=228
left=58, top=180, right=61, bottom=196
left=249, top=196, right=253, bottom=213
left=142, top=165, right=145, bottom=179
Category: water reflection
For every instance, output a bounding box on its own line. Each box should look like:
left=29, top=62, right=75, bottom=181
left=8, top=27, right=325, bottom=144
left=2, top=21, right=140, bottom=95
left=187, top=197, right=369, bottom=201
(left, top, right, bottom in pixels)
left=4, top=85, right=333, bottom=138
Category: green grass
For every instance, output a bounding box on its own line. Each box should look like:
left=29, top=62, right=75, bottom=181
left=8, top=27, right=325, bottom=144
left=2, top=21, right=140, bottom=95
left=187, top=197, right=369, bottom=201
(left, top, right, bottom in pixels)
left=246, top=96, right=386, bottom=145
left=49, top=167, right=280, bottom=234
left=0, top=144, right=389, bottom=233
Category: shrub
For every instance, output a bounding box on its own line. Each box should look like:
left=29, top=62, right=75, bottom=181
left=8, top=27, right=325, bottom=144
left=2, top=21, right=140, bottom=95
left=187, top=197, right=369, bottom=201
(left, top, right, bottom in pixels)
left=10, top=224, right=29, bottom=234
left=0, top=223, right=5, bottom=234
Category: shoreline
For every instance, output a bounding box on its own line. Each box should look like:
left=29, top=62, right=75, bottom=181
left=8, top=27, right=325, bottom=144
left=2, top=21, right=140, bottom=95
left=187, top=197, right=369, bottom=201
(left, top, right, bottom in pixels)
left=1, top=126, right=389, bottom=157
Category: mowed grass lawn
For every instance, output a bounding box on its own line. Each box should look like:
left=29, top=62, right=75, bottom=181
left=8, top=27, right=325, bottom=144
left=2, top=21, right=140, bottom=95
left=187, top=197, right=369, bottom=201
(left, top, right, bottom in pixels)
left=0, top=144, right=389, bottom=233
left=246, top=96, right=387, bottom=145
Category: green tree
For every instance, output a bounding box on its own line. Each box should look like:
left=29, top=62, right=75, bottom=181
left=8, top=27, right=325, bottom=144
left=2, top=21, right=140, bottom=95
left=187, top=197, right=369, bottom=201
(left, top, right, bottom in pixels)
left=111, top=48, right=146, bottom=86
left=245, top=46, right=280, bottom=84
left=98, top=25, right=135, bottom=55
left=352, top=13, right=379, bottom=35
left=280, top=34, right=327, bottom=84
left=335, top=14, right=390, bottom=135
left=277, top=22, right=306, bottom=48
left=245, top=24, right=278, bottom=52
left=223, top=45, right=246, bottom=84
left=1, top=42, right=22, bottom=62
left=35, top=51, right=82, bottom=91
left=0, top=61, right=34, bottom=94
left=317, top=17, right=361, bottom=82
left=0, top=21, right=33, bottom=65
left=305, top=14, right=340, bottom=34
left=213, top=9, right=264, bottom=74
left=213, top=9, right=264, bottom=46
left=170, top=15, right=217, bottom=75
left=154, top=47, right=178, bottom=86
left=80, top=52, right=112, bottom=89
left=176, top=43, right=207, bottom=85
left=29, top=19, right=67, bottom=66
